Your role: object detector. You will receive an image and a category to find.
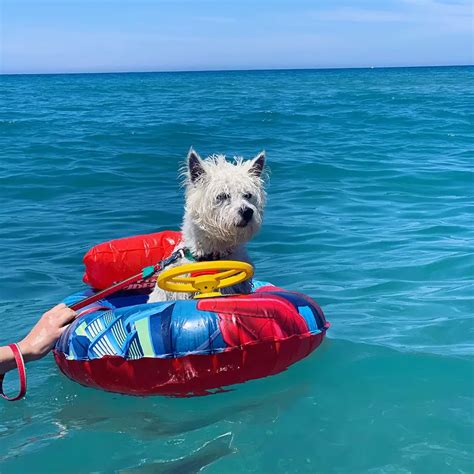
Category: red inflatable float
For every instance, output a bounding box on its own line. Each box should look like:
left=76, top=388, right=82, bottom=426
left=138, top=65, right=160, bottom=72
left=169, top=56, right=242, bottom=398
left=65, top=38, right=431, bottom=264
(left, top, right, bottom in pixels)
left=82, top=230, right=181, bottom=289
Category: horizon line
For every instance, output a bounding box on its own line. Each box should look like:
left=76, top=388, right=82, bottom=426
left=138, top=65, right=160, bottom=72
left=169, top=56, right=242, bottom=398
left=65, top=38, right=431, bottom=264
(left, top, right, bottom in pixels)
left=1, top=63, right=472, bottom=77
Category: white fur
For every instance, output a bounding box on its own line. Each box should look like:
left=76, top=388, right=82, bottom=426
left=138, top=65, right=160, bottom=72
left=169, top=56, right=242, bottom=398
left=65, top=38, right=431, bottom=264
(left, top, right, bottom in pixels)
left=148, top=149, right=266, bottom=302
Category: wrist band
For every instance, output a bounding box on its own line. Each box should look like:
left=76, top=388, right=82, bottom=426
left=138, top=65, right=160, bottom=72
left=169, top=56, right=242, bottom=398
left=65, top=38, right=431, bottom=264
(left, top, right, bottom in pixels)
left=0, top=344, right=27, bottom=401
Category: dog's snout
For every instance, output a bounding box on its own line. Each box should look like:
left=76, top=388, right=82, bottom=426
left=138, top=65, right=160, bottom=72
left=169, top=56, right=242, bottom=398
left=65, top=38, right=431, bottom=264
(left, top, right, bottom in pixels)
left=239, top=207, right=254, bottom=223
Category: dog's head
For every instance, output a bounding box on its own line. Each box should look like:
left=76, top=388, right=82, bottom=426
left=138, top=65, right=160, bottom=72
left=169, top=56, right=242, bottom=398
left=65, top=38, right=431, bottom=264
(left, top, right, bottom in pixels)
left=183, top=148, right=267, bottom=247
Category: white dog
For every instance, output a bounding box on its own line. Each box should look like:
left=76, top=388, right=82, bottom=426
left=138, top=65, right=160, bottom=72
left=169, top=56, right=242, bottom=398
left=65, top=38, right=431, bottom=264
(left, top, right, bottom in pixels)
left=148, top=148, right=266, bottom=302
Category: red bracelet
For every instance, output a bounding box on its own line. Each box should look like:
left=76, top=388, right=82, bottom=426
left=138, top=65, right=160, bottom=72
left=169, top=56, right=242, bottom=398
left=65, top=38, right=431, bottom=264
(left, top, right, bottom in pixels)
left=0, top=343, right=27, bottom=401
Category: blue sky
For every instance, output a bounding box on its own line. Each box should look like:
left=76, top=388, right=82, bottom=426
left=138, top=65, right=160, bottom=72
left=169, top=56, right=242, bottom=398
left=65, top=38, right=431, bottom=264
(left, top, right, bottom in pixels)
left=0, top=0, right=472, bottom=74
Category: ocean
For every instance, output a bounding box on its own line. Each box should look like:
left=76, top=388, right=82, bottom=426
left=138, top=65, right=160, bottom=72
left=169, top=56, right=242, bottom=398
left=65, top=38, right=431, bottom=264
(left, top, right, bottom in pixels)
left=0, top=66, right=473, bottom=473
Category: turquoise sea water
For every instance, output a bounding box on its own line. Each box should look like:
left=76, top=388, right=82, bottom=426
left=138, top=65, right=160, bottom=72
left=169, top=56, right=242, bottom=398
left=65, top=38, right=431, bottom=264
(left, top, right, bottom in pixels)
left=0, top=66, right=473, bottom=473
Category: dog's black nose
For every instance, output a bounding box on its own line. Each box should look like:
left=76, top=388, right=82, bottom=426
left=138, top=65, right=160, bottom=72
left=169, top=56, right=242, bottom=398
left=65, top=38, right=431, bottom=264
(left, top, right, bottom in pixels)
left=239, top=206, right=254, bottom=223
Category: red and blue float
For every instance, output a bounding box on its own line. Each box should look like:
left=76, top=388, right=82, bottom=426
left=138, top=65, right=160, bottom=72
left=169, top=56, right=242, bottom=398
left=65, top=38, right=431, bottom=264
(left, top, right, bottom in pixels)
left=54, top=231, right=329, bottom=397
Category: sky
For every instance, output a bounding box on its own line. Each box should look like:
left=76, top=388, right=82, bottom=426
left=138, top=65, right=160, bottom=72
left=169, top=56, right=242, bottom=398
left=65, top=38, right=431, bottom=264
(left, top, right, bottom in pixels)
left=0, top=0, right=472, bottom=74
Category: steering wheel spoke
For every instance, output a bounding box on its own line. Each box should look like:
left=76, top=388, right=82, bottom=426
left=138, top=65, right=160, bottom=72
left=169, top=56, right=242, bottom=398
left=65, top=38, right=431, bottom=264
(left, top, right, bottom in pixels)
left=214, top=269, right=240, bottom=282
left=170, top=276, right=194, bottom=283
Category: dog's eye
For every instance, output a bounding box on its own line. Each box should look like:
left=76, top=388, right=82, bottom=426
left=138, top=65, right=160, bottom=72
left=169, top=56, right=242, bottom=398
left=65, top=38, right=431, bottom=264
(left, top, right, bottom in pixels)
left=216, top=193, right=230, bottom=202
left=243, top=192, right=252, bottom=199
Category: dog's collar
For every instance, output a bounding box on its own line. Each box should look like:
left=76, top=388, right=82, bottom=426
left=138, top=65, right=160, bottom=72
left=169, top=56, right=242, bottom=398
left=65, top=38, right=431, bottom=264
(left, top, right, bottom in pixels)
left=183, top=248, right=232, bottom=262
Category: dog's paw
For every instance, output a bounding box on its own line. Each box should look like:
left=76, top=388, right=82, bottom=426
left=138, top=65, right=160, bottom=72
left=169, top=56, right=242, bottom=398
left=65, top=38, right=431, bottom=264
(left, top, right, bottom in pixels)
left=147, top=286, right=167, bottom=303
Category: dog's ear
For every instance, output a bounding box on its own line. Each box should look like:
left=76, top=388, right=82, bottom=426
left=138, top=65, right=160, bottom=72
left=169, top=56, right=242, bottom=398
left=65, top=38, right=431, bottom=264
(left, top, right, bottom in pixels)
left=187, top=148, right=205, bottom=183
left=249, top=151, right=265, bottom=177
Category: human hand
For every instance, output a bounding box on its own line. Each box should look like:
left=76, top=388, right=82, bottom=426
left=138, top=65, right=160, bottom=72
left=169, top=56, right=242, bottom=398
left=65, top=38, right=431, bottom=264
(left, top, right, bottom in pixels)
left=18, top=304, right=77, bottom=362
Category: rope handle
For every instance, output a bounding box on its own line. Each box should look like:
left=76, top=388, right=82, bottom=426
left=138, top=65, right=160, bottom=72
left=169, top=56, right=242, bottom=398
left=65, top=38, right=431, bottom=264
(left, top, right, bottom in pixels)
left=0, top=344, right=27, bottom=401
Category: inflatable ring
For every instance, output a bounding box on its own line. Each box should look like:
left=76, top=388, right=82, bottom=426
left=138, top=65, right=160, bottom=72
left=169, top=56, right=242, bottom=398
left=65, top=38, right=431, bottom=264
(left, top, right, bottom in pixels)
left=54, top=231, right=329, bottom=397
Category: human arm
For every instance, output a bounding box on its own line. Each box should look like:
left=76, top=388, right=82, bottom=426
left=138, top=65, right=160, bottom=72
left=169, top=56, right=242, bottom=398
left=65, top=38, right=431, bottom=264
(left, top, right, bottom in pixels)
left=0, top=303, right=76, bottom=376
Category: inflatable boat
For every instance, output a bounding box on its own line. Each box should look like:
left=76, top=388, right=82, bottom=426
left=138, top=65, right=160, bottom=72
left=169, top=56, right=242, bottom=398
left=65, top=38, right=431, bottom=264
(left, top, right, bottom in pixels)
left=54, top=231, right=329, bottom=396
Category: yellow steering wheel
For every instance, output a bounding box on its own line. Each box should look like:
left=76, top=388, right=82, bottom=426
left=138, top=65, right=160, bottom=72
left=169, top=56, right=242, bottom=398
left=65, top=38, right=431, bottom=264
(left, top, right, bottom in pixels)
left=157, top=260, right=254, bottom=299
